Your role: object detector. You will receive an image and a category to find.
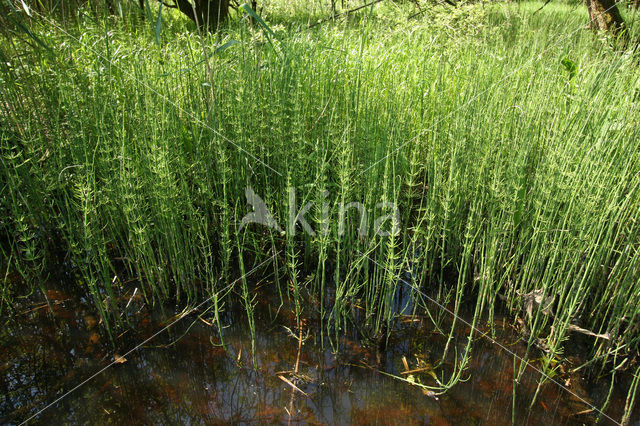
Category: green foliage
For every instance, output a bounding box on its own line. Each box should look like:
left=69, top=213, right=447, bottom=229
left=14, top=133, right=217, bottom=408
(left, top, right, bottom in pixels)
left=1, top=1, right=640, bottom=420
left=561, top=57, right=578, bottom=80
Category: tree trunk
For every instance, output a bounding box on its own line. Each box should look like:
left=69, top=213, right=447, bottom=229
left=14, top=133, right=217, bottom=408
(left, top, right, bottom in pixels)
left=200, top=0, right=230, bottom=31
left=175, top=0, right=229, bottom=32
left=585, top=0, right=625, bottom=34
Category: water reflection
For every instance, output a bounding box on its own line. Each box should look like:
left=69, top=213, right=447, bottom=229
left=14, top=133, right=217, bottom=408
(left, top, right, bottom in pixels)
left=1, top=282, right=636, bottom=425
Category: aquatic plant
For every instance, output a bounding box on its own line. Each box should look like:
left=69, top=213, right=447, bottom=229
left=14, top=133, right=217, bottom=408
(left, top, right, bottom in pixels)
left=1, top=0, right=639, bottom=421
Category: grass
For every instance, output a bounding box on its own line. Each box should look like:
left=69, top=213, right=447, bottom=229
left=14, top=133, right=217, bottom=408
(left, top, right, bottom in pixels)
left=1, top=0, right=640, bottom=421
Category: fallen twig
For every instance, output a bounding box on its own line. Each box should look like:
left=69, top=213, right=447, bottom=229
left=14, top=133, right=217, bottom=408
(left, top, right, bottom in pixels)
left=400, top=366, right=435, bottom=375
left=567, top=324, right=611, bottom=340
left=533, top=0, right=553, bottom=15
left=308, top=0, right=385, bottom=29
left=278, top=375, right=309, bottom=397
left=571, top=408, right=595, bottom=416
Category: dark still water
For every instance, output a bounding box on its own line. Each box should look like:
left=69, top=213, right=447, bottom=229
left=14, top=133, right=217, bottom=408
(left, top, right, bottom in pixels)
left=1, top=279, right=637, bottom=425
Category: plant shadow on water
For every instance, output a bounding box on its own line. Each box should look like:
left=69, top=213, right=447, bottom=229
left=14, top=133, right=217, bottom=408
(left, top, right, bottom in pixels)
left=1, top=276, right=637, bottom=425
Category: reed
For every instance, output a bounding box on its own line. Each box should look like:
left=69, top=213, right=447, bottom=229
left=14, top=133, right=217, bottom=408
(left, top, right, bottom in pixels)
left=1, top=0, right=639, bottom=420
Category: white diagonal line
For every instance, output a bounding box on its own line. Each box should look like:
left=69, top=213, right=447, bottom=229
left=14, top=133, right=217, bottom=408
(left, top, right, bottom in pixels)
left=360, top=252, right=621, bottom=425
left=359, top=0, right=628, bottom=176
left=20, top=252, right=279, bottom=425
left=38, top=15, right=282, bottom=177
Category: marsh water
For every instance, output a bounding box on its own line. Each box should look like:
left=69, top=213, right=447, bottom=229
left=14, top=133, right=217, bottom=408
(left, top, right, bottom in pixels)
left=2, top=277, right=638, bottom=425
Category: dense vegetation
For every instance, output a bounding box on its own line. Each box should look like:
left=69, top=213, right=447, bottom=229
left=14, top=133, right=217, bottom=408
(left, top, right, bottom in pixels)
left=2, top=0, right=640, bottom=422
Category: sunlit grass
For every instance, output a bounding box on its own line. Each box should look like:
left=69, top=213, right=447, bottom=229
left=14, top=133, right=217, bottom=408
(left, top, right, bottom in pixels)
left=1, top=0, right=639, bottom=420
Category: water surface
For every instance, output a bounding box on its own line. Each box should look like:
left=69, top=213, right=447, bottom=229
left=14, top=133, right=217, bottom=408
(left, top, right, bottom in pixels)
left=1, top=279, right=637, bottom=424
